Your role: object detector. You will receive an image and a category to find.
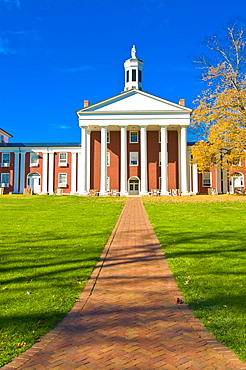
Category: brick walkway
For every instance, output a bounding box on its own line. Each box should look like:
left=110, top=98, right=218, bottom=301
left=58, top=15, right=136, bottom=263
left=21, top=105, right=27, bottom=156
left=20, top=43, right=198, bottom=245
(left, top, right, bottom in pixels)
left=3, top=197, right=246, bottom=370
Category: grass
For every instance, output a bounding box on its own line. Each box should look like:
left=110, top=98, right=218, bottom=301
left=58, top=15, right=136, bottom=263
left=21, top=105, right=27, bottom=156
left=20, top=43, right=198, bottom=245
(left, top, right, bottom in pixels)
left=0, top=195, right=125, bottom=367
left=143, top=195, right=246, bottom=362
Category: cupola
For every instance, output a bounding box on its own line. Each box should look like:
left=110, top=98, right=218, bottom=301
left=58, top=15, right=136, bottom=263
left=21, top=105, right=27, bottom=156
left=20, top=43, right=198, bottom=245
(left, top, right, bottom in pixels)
left=124, top=45, right=144, bottom=91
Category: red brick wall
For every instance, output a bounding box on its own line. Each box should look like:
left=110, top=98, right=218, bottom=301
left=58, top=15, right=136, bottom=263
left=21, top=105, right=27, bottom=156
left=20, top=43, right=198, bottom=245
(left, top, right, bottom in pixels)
left=147, top=131, right=160, bottom=190
left=167, top=131, right=179, bottom=190
left=90, top=131, right=101, bottom=190
left=54, top=152, right=72, bottom=194
left=107, top=131, right=120, bottom=190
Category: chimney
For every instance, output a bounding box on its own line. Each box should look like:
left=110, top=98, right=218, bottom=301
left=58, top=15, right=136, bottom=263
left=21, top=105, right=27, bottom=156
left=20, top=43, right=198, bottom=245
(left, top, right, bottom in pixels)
left=84, top=100, right=90, bottom=108
left=179, top=98, right=185, bottom=106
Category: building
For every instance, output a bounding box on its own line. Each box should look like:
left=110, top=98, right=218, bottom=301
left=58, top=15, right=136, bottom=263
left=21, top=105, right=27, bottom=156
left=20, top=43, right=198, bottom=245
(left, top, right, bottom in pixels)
left=0, top=47, right=245, bottom=195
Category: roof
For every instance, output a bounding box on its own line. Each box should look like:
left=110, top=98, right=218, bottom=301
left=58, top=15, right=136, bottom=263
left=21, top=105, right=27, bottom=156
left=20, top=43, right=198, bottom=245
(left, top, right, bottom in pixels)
left=0, top=128, right=13, bottom=138
left=0, top=142, right=81, bottom=148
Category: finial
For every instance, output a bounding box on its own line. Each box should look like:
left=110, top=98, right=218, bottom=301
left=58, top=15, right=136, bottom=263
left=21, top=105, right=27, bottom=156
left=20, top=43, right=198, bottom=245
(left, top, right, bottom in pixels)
left=131, top=45, right=136, bottom=59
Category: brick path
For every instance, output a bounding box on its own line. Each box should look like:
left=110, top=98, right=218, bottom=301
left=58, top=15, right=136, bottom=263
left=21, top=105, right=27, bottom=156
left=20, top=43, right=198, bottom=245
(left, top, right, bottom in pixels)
left=3, top=197, right=246, bottom=370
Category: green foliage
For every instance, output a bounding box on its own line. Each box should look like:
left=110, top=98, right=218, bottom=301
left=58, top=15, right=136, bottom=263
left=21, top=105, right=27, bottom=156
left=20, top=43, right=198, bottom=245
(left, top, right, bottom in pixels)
left=0, top=195, right=125, bottom=366
left=144, top=197, right=246, bottom=362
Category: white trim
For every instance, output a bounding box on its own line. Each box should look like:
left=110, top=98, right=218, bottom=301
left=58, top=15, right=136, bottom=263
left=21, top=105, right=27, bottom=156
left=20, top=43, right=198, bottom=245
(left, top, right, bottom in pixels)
left=160, top=126, right=168, bottom=195
left=120, top=126, right=128, bottom=196
left=48, top=152, right=54, bottom=195
left=100, top=126, right=108, bottom=195
left=42, top=152, right=48, bottom=194
left=140, top=126, right=148, bottom=195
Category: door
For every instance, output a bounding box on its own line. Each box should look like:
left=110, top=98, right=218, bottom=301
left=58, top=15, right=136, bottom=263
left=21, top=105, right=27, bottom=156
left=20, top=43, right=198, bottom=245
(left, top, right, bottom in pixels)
left=230, top=172, right=244, bottom=194
left=27, top=173, right=41, bottom=194
left=128, top=177, right=139, bottom=195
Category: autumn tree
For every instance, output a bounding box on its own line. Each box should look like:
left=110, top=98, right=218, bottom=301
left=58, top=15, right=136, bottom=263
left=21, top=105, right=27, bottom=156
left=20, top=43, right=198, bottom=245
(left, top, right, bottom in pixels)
left=190, top=22, right=246, bottom=172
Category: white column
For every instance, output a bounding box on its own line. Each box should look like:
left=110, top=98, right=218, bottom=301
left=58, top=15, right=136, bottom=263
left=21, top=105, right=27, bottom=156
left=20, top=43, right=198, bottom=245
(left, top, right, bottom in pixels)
left=71, top=152, right=77, bottom=194
left=216, top=167, right=221, bottom=194
left=77, top=152, right=82, bottom=193
left=100, top=126, right=108, bottom=195
left=192, top=164, right=198, bottom=194
left=140, top=126, right=148, bottom=195
left=13, top=152, right=20, bottom=193
left=160, top=126, right=169, bottom=195
left=222, top=169, right=228, bottom=193
left=79, top=126, right=88, bottom=195
left=42, top=152, right=48, bottom=194
left=180, top=126, right=188, bottom=194
left=120, top=126, right=128, bottom=196
left=86, top=130, right=91, bottom=192
left=48, top=152, right=54, bottom=195
left=19, top=152, right=26, bottom=194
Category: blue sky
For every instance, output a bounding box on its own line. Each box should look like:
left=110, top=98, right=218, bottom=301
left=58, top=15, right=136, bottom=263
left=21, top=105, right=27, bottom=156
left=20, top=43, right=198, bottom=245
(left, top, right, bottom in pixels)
left=0, top=0, right=245, bottom=142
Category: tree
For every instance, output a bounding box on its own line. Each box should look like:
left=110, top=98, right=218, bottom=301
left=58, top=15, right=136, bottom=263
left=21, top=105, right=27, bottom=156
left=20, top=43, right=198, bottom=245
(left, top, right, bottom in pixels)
left=190, top=22, right=246, bottom=172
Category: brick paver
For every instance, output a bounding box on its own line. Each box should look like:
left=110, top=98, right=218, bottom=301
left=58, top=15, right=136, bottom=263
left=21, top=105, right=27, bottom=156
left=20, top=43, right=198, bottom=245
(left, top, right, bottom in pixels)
left=3, top=197, right=246, bottom=369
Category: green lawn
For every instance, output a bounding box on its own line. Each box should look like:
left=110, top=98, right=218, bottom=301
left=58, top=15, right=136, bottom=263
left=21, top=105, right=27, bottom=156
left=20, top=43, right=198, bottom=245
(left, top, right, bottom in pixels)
left=143, top=195, right=246, bottom=362
left=0, top=195, right=125, bottom=367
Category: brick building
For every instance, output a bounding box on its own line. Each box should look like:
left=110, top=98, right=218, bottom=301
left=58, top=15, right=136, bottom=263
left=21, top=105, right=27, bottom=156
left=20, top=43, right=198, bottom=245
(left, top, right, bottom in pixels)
left=0, top=47, right=245, bottom=195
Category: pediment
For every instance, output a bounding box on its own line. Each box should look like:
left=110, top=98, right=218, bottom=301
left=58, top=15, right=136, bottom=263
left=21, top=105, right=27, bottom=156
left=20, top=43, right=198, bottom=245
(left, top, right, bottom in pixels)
left=77, top=90, right=191, bottom=115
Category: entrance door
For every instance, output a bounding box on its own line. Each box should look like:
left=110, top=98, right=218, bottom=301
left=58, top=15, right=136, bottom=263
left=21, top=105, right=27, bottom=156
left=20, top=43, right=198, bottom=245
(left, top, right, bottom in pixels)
left=27, top=173, right=41, bottom=194
left=128, top=177, right=140, bottom=195
left=230, top=172, right=244, bottom=194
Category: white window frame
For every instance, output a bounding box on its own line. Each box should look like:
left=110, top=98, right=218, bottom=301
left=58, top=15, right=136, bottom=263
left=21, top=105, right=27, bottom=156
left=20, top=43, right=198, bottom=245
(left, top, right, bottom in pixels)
left=159, top=152, right=161, bottom=166
left=1, top=153, right=10, bottom=167
left=159, top=177, right=162, bottom=190
left=159, top=131, right=161, bottom=143
left=30, top=152, right=39, bottom=167
left=130, top=152, right=138, bottom=166
left=202, top=172, right=211, bottom=187
left=107, top=152, right=110, bottom=167
left=1, top=173, right=10, bottom=187
left=130, top=131, right=138, bottom=143
left=58, top=173, right=67, bottom=187
left=59, top=152, right=67, bottom=167
left=107, top=177, right=110, bottom=191
left=107, top=131, right=110, bottom=144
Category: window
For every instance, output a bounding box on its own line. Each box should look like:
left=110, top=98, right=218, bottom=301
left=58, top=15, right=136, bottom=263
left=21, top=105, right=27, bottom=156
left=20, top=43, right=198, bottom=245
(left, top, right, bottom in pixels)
left=138, top=70, right=142, bottom=83
left=107, top=152, right=110, bottom=166
left=126, top=70, right=129, bottom=82
left=159, top=131, right=161, bottom=143
left=202, top=172, right=211, bottom=187
left=1, top=173, right=10, bottom=187
left=130, top=152, right=138, bottom=166
left=159, top=177, right=162, bottom=190
left=30, top=152, right=39, bottom=167
left=1, top=153, right=10, bottom=167
left=58, top=173, right=67, bottom=187
left=159, top=152, right=161, bottom=166
left=132, top=69, right=136, bottom=82
left=107, top=177, right=110, bottom=191
left=107, top=131, right=110, bottom=144
left=130, top=131, right=138, bottom=143
left=59, top=153, right=67, bottom=167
